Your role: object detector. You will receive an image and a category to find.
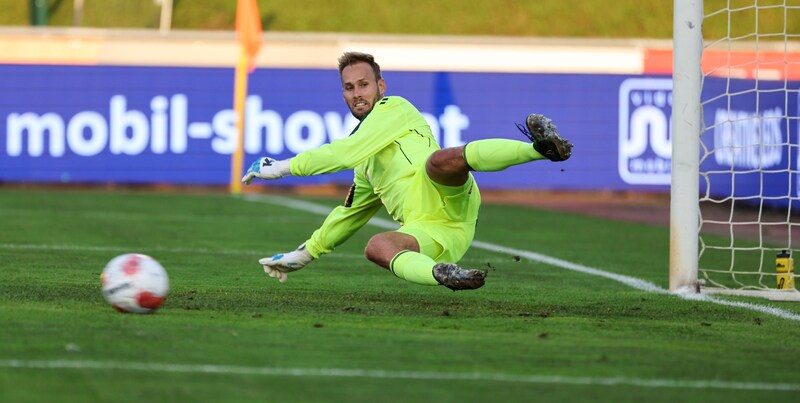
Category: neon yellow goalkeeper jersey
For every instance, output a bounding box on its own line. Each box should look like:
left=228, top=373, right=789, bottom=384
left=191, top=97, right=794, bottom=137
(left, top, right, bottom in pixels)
left=289, top=96, right=440, bottom=258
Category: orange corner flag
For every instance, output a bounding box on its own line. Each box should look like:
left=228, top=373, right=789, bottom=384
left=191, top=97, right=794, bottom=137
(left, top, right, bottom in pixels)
left=236, top=0, right=263, bottom=72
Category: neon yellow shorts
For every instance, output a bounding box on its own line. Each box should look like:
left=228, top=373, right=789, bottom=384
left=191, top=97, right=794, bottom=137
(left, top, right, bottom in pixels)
left=396, top=168, right=481, bottom=263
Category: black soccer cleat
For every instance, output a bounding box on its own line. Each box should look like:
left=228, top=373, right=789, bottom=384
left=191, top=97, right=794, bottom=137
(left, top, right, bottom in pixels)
left=515, top=114, right=573, bottom=162
left=432, top=263, right=487, bottom=291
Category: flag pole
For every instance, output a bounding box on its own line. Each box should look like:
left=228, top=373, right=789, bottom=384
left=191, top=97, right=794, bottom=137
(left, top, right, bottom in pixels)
left=230, top=0, right=262, bottom=195
left=230, top=47, right=249, bottom=195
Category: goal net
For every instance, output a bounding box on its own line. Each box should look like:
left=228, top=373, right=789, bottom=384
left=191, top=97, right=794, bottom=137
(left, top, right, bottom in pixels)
left=671, top=0, right=800, bottom=300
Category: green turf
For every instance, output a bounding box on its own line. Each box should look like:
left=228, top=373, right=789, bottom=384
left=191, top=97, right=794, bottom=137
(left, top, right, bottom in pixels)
left=1, top=188, right=799, bottom=403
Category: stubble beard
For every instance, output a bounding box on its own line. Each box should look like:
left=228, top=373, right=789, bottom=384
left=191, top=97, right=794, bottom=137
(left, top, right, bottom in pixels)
left=350, top=91, right=382, bottom=120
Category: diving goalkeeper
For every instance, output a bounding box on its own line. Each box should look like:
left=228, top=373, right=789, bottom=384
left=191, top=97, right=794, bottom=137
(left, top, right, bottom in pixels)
left=242, top=51, right=572, bottom=291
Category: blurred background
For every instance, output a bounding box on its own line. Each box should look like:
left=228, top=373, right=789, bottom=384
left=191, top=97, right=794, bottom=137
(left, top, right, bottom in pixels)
left=0, top=0, right=797, bottom=211
left=3, top=1, right=793, bottom=38
left=2, top=0, right=680, bottom=36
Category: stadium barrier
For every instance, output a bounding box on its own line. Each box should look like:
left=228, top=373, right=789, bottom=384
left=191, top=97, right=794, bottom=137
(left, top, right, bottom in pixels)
left=0, top=28, right=796, bottom=206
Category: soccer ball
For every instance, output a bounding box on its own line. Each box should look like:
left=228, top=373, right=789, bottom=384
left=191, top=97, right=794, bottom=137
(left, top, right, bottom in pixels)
left=101, top=253, right=169, bottom=313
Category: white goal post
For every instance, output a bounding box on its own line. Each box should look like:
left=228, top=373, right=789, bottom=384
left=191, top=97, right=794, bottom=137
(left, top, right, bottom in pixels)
left=670, top=0, right=703, bottom=293
left=670, top=0, right=800, bottom=300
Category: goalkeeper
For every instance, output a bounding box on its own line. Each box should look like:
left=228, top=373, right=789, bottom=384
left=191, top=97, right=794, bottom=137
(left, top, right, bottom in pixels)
left=242, top=51, right=572, bottom=291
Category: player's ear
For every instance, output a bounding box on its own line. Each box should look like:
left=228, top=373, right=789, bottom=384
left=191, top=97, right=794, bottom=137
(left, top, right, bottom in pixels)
left=378, top=78, right=386, bottom=97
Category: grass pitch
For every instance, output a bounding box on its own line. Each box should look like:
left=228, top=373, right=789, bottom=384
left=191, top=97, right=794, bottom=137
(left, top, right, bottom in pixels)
left=1, top=188, right=799, bottom=403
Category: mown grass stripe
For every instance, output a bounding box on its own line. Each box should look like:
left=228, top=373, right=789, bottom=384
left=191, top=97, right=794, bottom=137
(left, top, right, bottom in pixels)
left=1, top=359, right=798, bottom=391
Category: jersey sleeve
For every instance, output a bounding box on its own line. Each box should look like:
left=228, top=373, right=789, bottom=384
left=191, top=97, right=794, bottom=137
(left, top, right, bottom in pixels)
left=290, top=97, right=417, bottom=176
left=303, top=171, right=384, bottom=258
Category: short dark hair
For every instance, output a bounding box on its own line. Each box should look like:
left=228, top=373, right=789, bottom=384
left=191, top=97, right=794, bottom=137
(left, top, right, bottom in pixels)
left=338, top=51, right=382, bottom=80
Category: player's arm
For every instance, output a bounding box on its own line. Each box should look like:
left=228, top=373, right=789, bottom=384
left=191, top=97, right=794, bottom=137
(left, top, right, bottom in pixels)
left=291, top=97, right=413, bottom=176
left=240, top=106, right=400, bottom=183
left=242, top=97, right=417, bottom=184
left=259, top=171, right=382, bottom=283
left=302, top=171, right=383, bottom=258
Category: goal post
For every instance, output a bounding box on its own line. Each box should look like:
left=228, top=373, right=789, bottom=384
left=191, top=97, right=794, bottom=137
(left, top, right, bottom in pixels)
left=670, top=0, right=703, bottom=292
left=670, top=0, right=800, bottom=300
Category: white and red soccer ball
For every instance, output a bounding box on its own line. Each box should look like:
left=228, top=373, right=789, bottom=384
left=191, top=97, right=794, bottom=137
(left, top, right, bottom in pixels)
left=101, top=253, right=169, bottom=313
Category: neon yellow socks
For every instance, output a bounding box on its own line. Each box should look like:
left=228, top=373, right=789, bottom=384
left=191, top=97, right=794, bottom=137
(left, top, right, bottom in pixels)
left=388, top=139, right=547, bottom=286
left=464, top=139, right=544, bottom=172
left=389, top=250, right=439, bottom=286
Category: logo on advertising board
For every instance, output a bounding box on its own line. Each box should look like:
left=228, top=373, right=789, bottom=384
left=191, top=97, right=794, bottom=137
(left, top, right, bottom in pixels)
left=711, top=107, right=783, bottom=169
left=618, top=78, right=672, bottom=185
left=3, top=95, right=470, bottom=158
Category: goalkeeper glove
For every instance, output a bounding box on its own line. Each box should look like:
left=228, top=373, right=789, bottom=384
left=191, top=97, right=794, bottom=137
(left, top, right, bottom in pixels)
left=259, top=243, right=314, bottom=283
left=242, top=157, right=292, bottom=184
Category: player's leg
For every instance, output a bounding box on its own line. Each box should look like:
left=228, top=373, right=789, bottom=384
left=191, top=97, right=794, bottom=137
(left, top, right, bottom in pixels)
left=364, top=166, right=485, bottom=290
left=364, top=230, right=446, bottom=286
left=364, top=231, right=420, bottom=270
left=394, top=225, right=486, bottom=291
left=364, top=230, right=439, bottom=286
left=364, top=227, right=486, bottom=290
left=425, top=147, right=470, bottom=186
left=465, top=114, right=573, bottom=170
left=364, top=229, right=449, bottom=287
left=426, top=114, right=573, bottom=186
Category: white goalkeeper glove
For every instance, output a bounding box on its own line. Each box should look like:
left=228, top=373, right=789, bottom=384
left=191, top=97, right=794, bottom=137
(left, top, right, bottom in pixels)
left=242, top=157, right=292, bottom=184
left=259, top=243, right=314, bottom=283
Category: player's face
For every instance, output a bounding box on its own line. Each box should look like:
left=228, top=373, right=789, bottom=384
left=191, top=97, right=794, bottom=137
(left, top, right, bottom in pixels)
left=341, top=62, right=386, bottom=120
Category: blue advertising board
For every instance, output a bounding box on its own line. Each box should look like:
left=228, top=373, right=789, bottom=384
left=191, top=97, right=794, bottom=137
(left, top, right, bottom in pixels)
left=0, top=64, right=797, bottom=208
left=699, top=77, right=798, bottom=208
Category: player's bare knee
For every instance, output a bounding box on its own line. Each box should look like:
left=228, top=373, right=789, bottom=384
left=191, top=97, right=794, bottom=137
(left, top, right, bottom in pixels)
left=364, top=236, right=386, bottom=266
left=426, top=147, right=469, bottom=186
left=426, top=149, right=456, bottom=175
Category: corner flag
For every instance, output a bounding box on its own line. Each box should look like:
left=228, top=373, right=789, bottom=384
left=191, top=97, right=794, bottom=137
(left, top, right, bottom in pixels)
left=236, top=0, right=263, bottom=72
